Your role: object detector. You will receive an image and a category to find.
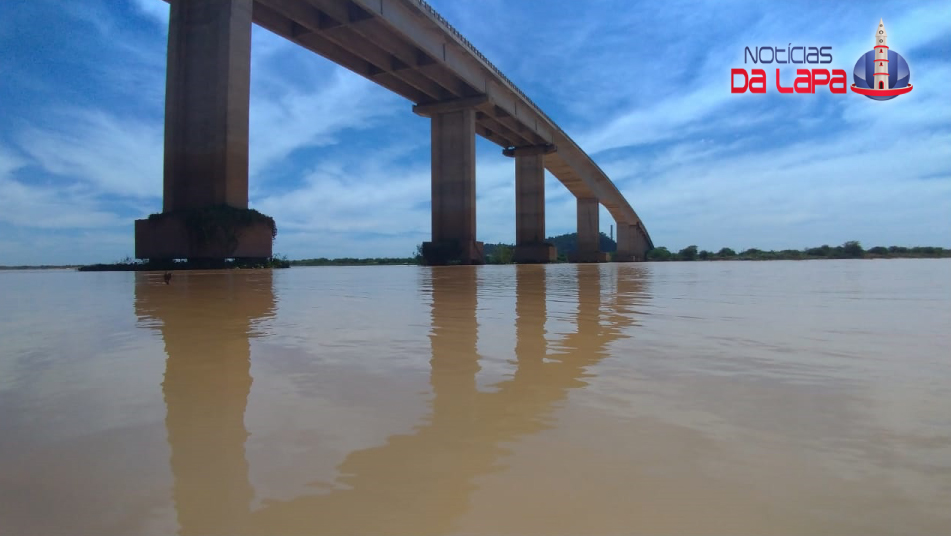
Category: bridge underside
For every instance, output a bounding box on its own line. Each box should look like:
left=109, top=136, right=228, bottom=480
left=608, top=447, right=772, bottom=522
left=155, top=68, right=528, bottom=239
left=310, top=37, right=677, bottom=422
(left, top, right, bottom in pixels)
left=136, top=0, right=653, bottom=263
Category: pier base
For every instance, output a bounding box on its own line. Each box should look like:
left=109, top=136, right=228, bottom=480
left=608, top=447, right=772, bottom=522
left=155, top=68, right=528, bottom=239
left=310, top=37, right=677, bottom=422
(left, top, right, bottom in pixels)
left=422, top=240, right=485, bottom=266
left=569, top=251, right=608, bottom=263
left=135, top=213, right=272, bottom=260
left=514, top=243, right=557, bottom=264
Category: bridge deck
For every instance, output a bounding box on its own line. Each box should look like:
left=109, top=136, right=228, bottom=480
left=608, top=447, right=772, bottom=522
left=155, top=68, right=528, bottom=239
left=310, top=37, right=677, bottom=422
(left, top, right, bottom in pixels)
left=164, top=0, right=652, bottom=246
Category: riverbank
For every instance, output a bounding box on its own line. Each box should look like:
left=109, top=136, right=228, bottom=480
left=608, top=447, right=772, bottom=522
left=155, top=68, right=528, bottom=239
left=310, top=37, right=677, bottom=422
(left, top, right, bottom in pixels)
left=3, top=241, right=947, bottom=271
left=646, top=243, right=951, bottom=262
left=75, top=257, right=290, bottom=272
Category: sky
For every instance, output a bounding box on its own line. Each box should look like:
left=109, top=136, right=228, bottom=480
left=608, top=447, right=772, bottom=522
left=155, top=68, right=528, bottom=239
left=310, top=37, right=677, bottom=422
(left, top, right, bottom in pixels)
left=0, top=0, right=949, bottom=265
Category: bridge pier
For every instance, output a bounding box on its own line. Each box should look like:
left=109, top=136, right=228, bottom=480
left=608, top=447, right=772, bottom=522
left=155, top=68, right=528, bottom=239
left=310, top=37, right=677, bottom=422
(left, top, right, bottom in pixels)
left=415, top=98, right=485, bottom=265
left=504, top=145, right=557, bottom=263
left=570, top=197, right=605, bottom=263
left=615, top=223, right=651, bottom=261
left=632, top=225, right=651, bottom=261
left=135, top=0, right=271, bottom=260
left=615, top=223, right=635, bottom=262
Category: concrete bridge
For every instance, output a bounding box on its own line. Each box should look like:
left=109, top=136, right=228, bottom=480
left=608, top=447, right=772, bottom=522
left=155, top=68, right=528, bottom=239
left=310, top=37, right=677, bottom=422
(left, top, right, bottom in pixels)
left=135, top=0, right=654, bottom=264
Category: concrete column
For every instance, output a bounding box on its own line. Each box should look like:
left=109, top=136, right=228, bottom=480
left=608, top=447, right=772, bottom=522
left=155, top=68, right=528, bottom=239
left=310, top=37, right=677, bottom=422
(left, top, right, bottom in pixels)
left=513, top=154, right=556, bottom=263
left=135, top=0, right=272, bottom=261
left=516, top=154, right=544, bottom=245
left=163, top=0, right=252, bottom=211
left=572, top=197, right=604, bottom=263
left=632, top=227, right=650, bottom=261
left=614, top=223, right=637, bottom=262
left=423, top=109, right=483, bottom=264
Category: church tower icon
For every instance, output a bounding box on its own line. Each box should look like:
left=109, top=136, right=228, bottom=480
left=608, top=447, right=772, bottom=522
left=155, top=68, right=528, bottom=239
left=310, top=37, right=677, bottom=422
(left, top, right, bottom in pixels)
left=874, top=19, right=889, bottom=90
left=850, top=18, right=913, bottom=100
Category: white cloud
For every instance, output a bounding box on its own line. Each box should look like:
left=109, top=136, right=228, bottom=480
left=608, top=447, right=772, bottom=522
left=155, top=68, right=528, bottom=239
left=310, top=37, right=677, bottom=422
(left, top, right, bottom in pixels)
left=0, top=145, right=26, bottom=177
left=17, top=110, right=163, bottom=199
left=248, top=65, right=404, bottom=180
left=611, top=126, right=951, bottom=251
left=132, top=0, right=169, bottom=25
left=574, top=2, right=951, bottom=154
left=256, top=146, right=433, bottom=257
left=0, top=227, right=132, bottom=266
left=0, top=145, right=126, bottom=231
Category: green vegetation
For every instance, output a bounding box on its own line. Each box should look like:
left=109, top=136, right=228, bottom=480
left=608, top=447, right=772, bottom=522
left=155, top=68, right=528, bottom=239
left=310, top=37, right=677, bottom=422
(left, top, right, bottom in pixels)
left=547, top=232, right=617, bottom=255
left=482, top=243, right=514, bottom=264
left=485, top=232, right=618, bottom=264
left=290, top=257, right=419, bottom=266
left=290, top=244, right=424, bottom=266
left=647, top=241, right=951, bottom=261
left=0, top=265, right=81, bottom=270
left=277, top=240, right=951, bottom=266
left=147, top=205, right=277, bottom=251
left=78, top=256, right=290, bottom=271
left=9, top=239, right=947, bottom=272
left=292, top=233, right=618, bottom=266
left=717, top=247, right=737, bottom=258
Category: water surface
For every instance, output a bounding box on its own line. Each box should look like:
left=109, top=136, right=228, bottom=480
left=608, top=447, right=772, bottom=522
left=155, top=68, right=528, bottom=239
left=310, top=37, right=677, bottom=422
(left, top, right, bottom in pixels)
left=1, top=261, right=949, bottom=535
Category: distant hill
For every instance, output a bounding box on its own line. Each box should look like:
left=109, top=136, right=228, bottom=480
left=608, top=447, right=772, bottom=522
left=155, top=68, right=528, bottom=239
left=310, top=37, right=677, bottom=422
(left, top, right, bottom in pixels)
left=546, top=232, right=616, bottom=254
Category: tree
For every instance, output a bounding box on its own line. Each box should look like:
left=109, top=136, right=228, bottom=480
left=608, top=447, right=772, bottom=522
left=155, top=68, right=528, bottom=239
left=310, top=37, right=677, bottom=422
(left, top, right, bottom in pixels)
left=740, top=248, right=763, bottom=259
left=677, top=245, right=698, bottom=261
left=545, top=232, right=617, bottom=254
left=842, top=240, right=864, bottom=258
left=806, top=245, right=832, bottom=257
left=698, top=250, right=712, bottom=260
left=487, top=244, right=514, bottom=264
left=647, top=247, right=672, bottom=261
left=716, top=247, right=736, bottom=258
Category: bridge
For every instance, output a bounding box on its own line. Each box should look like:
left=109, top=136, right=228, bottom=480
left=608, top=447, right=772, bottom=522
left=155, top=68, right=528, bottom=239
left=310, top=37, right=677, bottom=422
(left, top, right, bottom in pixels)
left=134, top=0, right=654, bottom=264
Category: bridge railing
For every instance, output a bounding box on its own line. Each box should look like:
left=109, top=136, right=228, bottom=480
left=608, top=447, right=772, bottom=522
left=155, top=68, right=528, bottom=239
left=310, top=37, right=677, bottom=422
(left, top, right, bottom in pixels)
left=410, top=0, right=559, bottom=133
left=409, top=0, right=646, bottom=233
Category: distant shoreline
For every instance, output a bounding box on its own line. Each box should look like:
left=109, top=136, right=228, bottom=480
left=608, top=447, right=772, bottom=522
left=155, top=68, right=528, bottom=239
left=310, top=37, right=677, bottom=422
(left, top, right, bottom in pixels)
left=3, top=240, right=948, bottom=271
left=0, top=266, right=83, bottom=270
left=2, top=253, right=949, bottom=272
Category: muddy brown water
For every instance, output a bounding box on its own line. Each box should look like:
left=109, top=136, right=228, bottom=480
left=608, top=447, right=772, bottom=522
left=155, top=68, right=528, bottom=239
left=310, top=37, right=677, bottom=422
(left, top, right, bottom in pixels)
left=1, top=260, right=949, bottom=535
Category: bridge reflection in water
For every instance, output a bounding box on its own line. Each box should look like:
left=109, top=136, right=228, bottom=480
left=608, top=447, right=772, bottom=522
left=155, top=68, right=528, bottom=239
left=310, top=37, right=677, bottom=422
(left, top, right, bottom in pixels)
left=134, top=265, right=646, bottom=535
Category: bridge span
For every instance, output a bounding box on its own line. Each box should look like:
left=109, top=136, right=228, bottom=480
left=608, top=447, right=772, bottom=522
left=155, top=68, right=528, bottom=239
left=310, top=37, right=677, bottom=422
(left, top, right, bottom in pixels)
left=135, top=0, right=654, bottom=264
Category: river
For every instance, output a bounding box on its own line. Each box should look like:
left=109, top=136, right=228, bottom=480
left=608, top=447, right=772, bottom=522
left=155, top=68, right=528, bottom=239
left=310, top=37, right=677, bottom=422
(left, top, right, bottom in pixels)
left=1, top=260, right=949, bottom=535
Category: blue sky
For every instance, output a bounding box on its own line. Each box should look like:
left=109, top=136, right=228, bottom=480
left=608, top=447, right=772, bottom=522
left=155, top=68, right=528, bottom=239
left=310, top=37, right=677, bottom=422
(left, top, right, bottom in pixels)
left=1, top=0, right=949, bottom=264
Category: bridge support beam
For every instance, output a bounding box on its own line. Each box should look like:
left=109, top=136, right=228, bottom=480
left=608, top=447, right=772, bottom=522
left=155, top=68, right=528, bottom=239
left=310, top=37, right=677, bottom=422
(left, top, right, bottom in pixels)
left=422, top=108, right=484, bottom=265
left=570, top=197, right=605, bottom=263
left=505, top=145, right=556, bottom=263
left=632, top=225, right=650, bottom=261
left=135, top=0, right=271, bottom=260
left=614, top=223, right=635, bottom=262
left=616, top=224, right=651, bottom=261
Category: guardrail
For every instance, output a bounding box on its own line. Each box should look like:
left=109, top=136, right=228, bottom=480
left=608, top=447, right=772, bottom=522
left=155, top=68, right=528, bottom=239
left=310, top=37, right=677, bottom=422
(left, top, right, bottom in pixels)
left=409, top=0, right=644, bottom=231
left=410, top=0, right=560, bottom=132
